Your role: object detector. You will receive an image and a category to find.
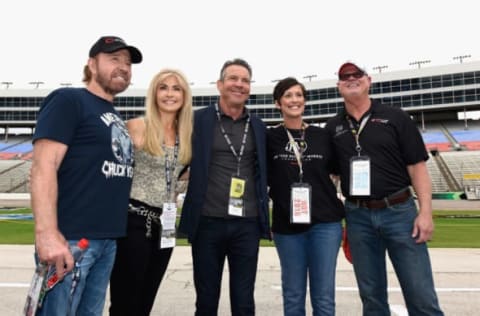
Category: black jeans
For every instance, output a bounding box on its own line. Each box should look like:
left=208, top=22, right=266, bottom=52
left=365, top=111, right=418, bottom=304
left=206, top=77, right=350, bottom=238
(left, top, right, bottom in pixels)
left=109, top=212, right=173, bottom=316
left=192, top=216, right=260, bottom=316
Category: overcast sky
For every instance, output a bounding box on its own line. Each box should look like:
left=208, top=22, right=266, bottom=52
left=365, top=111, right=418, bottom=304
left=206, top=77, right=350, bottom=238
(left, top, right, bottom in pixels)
left=1, top=0, right=477, bottom=89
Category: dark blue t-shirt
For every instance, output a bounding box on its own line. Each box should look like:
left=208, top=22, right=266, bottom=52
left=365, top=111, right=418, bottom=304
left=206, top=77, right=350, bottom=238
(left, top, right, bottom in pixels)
left=33, top=88, right=133, bottom=239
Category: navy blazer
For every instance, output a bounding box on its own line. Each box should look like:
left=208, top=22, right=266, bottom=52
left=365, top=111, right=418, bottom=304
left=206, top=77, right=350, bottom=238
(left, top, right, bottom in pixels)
left=178, top=104, right=270, bottom=242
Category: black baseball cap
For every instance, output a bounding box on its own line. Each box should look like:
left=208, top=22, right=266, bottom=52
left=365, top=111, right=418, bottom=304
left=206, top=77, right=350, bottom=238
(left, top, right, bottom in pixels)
left=89, top=36, right=142, bottom=64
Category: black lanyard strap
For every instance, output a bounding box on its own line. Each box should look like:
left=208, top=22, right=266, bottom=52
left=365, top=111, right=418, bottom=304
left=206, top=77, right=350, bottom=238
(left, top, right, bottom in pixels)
left=163, top=136, right=179, bottom=200
left=215, top=103, right=250, bottom=176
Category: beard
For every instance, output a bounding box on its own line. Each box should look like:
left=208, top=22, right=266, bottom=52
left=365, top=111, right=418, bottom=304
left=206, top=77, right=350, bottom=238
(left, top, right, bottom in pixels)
left=94, top=70, right=131, bottom=96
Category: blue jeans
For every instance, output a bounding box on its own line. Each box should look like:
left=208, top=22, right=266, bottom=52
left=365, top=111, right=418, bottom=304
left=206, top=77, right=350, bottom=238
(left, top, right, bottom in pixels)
left=345, top=198, right=443, bottom=316
left=36, top=239, right=117, bottom=316
left=191, top=216, right=260, bottom=316
left=273, top=222, right=342, bottom=316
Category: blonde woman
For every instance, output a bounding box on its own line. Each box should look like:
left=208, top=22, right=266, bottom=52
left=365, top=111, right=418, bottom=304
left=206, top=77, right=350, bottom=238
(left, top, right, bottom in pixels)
left=109, top=69, right=193, bottom=316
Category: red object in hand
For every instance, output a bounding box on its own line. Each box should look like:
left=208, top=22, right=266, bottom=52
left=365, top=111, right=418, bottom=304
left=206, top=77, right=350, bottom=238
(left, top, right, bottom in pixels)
left=342, top=228, right=353, bottom=264
left=45, top=238, right=89, bottom=289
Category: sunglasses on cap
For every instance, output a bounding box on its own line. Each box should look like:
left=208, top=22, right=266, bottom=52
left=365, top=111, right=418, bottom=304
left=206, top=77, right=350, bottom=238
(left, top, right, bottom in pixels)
left=338, top=71, right=365, bottom=81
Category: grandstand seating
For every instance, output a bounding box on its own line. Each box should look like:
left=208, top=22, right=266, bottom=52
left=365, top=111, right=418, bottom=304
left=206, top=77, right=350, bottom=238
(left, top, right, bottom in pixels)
left=0, top=160, right=30, bottom=193
left=449, top=129, right=480, bottom=150
left=0, top=137, right=33, bottom=160
left=442, top=150, right=480, bottom=199
left=426, top=154, right=450, bottom=192
left=421, top=131, right=451, bottom=151
left=442, top=120, right=480, bottom=150
left=0, top=152, right=20, bottom=160
left=0, top=137, right=33, bottom=192
left=0, top=134, right=479, bottom=195
left=420, top=121, right=480, bottom=152
left=440, top=151, right=480, bottom=187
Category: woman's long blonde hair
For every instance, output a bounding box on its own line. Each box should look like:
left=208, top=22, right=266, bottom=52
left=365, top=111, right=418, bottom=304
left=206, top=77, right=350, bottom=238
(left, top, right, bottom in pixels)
left=143, top=69, right=193, bottom=165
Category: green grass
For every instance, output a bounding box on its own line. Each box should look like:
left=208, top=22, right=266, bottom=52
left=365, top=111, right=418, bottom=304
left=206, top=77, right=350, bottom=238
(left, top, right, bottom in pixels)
left=1, top=209, right=479, bottom=247
left=0, top=208, right=34, bottom=244
left=433, top=210, right=480, bottom=216
left=429, top=217, right=480, bottom=247
left=0, top=220, right=34, bottom=244
left=429, top=210, right=480, bottom=248
left=0, top=208, right=31, bottom=214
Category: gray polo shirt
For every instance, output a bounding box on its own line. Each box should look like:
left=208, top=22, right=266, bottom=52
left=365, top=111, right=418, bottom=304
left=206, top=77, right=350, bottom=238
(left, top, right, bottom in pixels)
left=201, top=109, right=259, bottom=218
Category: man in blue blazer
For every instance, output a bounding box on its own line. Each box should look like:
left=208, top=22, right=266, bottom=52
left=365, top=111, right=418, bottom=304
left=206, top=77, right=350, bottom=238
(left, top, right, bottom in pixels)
left=179, top=58, right=270, bottom=316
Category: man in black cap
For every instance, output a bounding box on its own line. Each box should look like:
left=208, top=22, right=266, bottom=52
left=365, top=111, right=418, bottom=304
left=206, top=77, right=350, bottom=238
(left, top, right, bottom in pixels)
left=30, top=36, right=142, bottom=315
left=325, top=61, right=443, bottom=315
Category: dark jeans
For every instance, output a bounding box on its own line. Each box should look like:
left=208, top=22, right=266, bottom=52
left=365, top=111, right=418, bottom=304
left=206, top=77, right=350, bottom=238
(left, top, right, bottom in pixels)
left=109, top=213, right=173, bottom=316
left=192, top=216, right=261, bottom=316
left=345, top=198, right=443, bottom=316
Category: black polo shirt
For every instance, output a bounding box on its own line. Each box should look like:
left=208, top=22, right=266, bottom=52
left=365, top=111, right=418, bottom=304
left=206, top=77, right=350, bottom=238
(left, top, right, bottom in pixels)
left=325, top=99, right=428, bottom=200
left=201, top=107, right=258, bottom=218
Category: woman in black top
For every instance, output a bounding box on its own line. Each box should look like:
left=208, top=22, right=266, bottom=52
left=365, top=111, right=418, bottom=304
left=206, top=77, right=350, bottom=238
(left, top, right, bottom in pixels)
left=267, top=77, right=344, bottom=316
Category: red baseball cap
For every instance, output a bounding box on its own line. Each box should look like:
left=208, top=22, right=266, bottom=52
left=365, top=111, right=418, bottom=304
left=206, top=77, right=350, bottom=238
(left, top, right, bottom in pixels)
left=338, top=62, right=367, bottom=76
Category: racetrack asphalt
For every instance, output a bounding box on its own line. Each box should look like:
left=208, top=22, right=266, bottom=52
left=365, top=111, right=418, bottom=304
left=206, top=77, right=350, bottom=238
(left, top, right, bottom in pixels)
left=1, top=195, right=479, bottom=315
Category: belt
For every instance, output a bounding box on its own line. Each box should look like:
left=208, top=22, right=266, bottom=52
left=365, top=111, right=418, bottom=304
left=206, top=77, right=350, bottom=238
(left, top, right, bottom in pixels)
left=128, top=203, right=162, bottom=239
left=347, top=189, right=412, bottom=209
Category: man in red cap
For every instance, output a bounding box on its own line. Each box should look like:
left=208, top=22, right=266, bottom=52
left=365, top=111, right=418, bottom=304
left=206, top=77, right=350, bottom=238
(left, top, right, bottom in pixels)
left=325, top=61, right=444, bottom=315
left=30, top=36, right=142, bottom=315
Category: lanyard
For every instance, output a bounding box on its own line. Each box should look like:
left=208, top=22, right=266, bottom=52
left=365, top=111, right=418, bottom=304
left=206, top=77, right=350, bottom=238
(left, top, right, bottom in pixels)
left=346, top=114, right=370, bottom=156
left=162, top=136, right=179, bottom=201
left=284, top=123, right=306, bottom=182
left=214, top=103, right=251, bottom=176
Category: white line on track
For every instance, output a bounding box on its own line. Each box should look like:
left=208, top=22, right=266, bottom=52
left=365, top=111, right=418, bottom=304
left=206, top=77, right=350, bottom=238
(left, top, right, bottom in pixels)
left=0, top=282, right=29, bottom=288
left=5, top=283, right=480, bottom=292
left=390, top=304, right=408, bottom=316
left=270, top=286, right=480, bottom=316
left=270, top=285, right=480, bottom=292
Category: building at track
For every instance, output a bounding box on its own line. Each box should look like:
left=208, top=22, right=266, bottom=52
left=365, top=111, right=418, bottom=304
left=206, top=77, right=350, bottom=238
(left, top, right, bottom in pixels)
left=1, top=61, right=480, bottom=198
left=1, top=61, right=480, bottom=129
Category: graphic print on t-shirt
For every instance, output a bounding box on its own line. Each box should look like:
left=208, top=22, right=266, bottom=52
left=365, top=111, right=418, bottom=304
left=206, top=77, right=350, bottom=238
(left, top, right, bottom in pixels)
left=273, top=136, right=324, bottom=164
left=284, top=137, right=307, bottom=155
left=100, top=112, right=134, bottom=179
left=111, top=122, right=133, bottom=165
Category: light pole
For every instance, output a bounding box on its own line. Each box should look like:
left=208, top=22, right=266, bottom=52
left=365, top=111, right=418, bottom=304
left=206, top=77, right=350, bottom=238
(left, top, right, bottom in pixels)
left=453, top=54, right=471, bottom=64
left=372, top=65, right=388, bottom=73
left=1, top=82, right=13, bottom=89
left=409, top=60, right=430, bottom=69
left=302, top=74, right=317, bottom=82
left=463, top=106, right=468, bottom=130
left=29, top=81, right=44, bottom=89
